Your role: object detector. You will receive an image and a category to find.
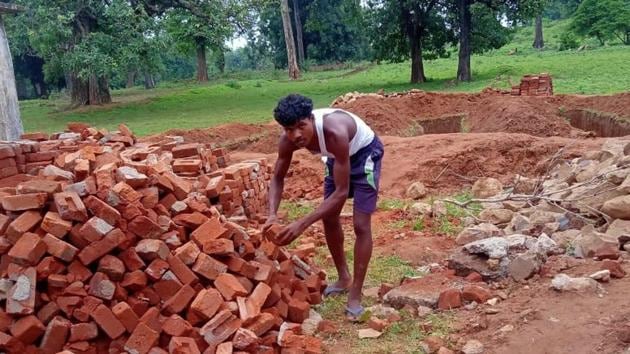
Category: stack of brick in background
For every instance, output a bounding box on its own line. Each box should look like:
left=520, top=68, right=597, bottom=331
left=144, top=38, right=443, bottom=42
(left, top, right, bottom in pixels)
left=0, top=123, right=326, bottom=353
left=511, top=73, right=554, bottom=96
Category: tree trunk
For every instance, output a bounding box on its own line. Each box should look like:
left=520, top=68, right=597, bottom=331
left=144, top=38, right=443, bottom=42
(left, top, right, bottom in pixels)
left=195, top=39, right=209, bottom=82
left=0, top=15, right=24, bottom=140
left=410, top=30, right=426, bottom=83
left=280, top=0, right=300, bottom=80
left=533, top=15, right=544, bottom=49
left=144, top=72, right=155, bottom=89
left=216, top=49, right=225, bottom=74
left=457, top=0, right=472, bottom=82
left=70, top=73, right=111, bottom=106
left=126, top=70, right=136, bottom=88
left=292, top=0, right=305, bottom=66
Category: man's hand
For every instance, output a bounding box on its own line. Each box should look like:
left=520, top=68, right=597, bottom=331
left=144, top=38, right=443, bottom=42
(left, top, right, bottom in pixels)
left=262, top=215, right=279, bottom=234
left=274, top=220, right=307, bottom=246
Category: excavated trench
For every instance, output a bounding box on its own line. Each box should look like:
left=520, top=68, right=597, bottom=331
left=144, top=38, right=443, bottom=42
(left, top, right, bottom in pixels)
left=564, top=109, right=630, bottom=137
left=415, top=113, right=467, bottom=134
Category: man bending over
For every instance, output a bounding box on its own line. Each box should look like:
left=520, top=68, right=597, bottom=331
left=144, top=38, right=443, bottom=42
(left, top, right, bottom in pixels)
left=264, top=94, right=384, bottom=319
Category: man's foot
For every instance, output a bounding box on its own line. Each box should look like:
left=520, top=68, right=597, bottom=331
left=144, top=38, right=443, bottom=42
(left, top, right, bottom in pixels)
left=323, top=279, right=352, bottom=297
left=345, top=305, right=365, bottom=322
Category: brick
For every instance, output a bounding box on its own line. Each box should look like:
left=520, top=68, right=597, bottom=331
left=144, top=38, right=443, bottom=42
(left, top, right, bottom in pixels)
left=172, top=144, right=200, bottom=159
left=121, top=270, right=148, bottom=291
left=7, top=267, right=36, bottom=315
left=139, top=187, right=159, bottom=209
left=1, top=192, right=47, bottom=211
left=225, top=255, right=257, bottom=279
left=169, top=336, right=201, bottom=354
left=199, top=310, right=242, bottom=350
left=119, top=247, right=146, bottom=271
left=437, top=288, right=462, bottom=310
left=112, top=302, right=139, bottom=333
left=6, top=210, right=42, bottom=243
left=125, top=322, right=160, bottom=354
left=461, top=285, right=492, bottom=303
left=173, top=159, right=202, bottom=173
left=69, top=322, right=99, bottom=342
left=216, top=342, right=233, bottom=354
left=190, top=288, right=222, bottom=320
left=136, top=239, right=170, bottom=261
left=54, top=192, right=88, bottom=222
left=8, top=232, right=46, bottom=265
left=233, top=327, right=259, bottom=350
left=41, top=211, right=73, bottom=238
left=79, top=217, right=114, bottom=242
left=203, top=238, right=234, bottom=255
left=83, top=195, right=121, bottom=226
left=175, top=242, right=201, bottom=265
left=47, top=274, right=68, bottom=288
left=138, top=307, right=162, bottom=333
left=173, top=212, right=209, bottom=229
left=142, top=259, right=168, bottom=282
left=10, top=315, right=45, bottom=345
left=97, top=255, right=125, bottom=280
left=215, top=273, right=248, bottom=301
left=129, top=215, right=163, bottom=239
left=245, top=313, right=276, bottom=336
left=0, top=213, right=10, bottom=235
left=287, top=299, right=310, bottom=323
left=88, top=272, right=116, bottom=300
left=77, top=228, right=125, bottom=265
left=91, top=304, right=125, bottom=339
left=192, top=253, right=228, bottom=280
left=17, top=180, right=61, bottom=196
left=0, top=145, right=16, bottom=159
left=116, top=166, right=149, bottom=188
left=42, top=233, right=78, bottom=262
left=163, top=314, right=193, bottom=337
left=206, top=175, right=225, bottom=198
left=163, top=284, right=196, bottom=315
left=167, top=254, right=199, bottom=285
left=67, top=260, right=93, bottom=282
left=37, top=301, right=60, bottom=324
left=238, top=283, right=272, bottom=322
left=39, top=316, right=70, bottom=354
left=191, top=217, right=227, bottom=246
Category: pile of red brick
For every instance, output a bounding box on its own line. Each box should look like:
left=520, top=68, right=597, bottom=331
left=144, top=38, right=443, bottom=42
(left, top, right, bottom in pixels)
left=511, top=74, right=553, bottom=96
left=0, top=124, right=326, bottom=353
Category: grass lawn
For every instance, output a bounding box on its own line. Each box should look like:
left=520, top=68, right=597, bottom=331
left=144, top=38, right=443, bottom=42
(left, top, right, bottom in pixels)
left=20, top=20, right=630, bottom=136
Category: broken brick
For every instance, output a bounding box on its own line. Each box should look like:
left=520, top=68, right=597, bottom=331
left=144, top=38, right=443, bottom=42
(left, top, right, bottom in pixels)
left=112, top=302, right=139, bottom=333
left=54, top=192, right=88, bottom=222
left=162, top=284, right=196, bottom=315
left=192, top=253, right=227, bottom=280
left=125, top=322, right=160, bottom=354
left=91, top=304, right=125, bottom=339
left=79, top=216, right=114, bottom=242
left=8, top=232, right=46, bottom=265
left=1, top=192, right=47, bottom=211
left=190, top=288, right=222, bottom=321
left=215, top=273, right=248, bottom=301
left=6, top=210, right=42, bottom=243
left=10, top=315, right=45, bottom=345
left=39, top=316, right=71, bottom=353
left=83, top=195, right=121, bottom=226
left=41, top=211, right=73, bottom=237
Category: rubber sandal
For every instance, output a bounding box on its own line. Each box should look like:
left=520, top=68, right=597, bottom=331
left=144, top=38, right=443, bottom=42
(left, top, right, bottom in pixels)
left=323, top=285, right=348, bottom=297
left=345, top=305, right=365, bottom=322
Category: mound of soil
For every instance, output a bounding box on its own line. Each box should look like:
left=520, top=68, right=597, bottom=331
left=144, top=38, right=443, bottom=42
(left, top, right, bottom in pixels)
left=333, top=91, right=630, bottom=137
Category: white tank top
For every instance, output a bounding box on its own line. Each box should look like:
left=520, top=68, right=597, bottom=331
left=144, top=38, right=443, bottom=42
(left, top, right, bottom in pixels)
left=313, top=108, right=375, bottom=158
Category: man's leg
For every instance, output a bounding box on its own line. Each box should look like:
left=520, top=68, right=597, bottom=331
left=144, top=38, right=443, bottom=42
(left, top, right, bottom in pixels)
left=323, top=214, right=352, bottom=290
left=347, top=209, right=372, bottom=310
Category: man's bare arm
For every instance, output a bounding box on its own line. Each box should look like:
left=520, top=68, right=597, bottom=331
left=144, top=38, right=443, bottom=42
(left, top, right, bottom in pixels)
left=267, top=136, right=296, bottom=221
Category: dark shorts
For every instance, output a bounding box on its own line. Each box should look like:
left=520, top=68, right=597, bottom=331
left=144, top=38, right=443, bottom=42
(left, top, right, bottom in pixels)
left=324, top=136, right=384, bottom=214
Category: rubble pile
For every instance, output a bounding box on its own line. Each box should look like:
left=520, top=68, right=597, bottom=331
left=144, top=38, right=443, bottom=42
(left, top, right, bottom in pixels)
left=0, top=124, right=326, bottom=353
left=449, top=138, right=630, bottom=285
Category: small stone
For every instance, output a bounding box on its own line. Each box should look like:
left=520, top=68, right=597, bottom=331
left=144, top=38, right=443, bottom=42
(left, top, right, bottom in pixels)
left=358, top=328, right=382, bottom=339
left=456, top=224, right=503, bottom=246
left=486, top=298, right=499, bottom=306
left=432, top=201, right=447, bottom=218
left=589, top=270, right=611, bottom=282
left=551, top=273, right=600, bottom=292
left=406, top=182, right=427, bottom=200
left=420, top=336, right=445, bottom=354
left=437, top=347, right=455, bottom=354
left=367, top=317, right=388, bottom=332
left=472, top=178, right=503, bottom=198
left=409, top=202, right=432, bottom=216
left=601, top=260, right=626, bottom=278
left=417, top=305, right=433, bottom=318
left=479, top=209, right=513, bottom=225
left=462, top=339, right=484, bottom=354
left=464, top=237, right=509, bottom=259
left=498, top=324, right=514, bottom=333
left=484, top=308, right=500, bottom=314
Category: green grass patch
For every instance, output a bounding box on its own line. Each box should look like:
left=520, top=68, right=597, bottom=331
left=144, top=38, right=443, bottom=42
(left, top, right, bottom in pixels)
left=19, top=20, right=630, bottom=136
left=388, top=220, right=408, bottom=230
left=412, top=218, right=425, bottom=231
left=378, top=198, right=408, bottom=211
left=279, top=201, right=315, bottom=222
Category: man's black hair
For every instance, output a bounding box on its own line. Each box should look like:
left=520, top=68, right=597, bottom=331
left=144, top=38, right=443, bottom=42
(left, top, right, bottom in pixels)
left=273, top=94, right=313, bottom=127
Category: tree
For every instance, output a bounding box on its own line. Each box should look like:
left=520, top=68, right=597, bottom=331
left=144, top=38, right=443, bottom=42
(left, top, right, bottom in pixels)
left=368, top=0, right=452, bottom=83
left=451, top=0, right=544, bottom=82
left=292, top=0, right=305, bottom=66
left=533, top=15, right=544, bottom=48
left=0, top=3, right=24, bottom=140
left=570, top=0, right=629, bottom=45
left=280, top=0, right=300, bottom=79
left=544, top=0, right=581, bottom=19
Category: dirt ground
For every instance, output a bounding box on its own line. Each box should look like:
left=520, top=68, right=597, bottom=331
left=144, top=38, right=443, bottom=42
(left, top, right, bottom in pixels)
left=143, top=90, right=630, bottom=353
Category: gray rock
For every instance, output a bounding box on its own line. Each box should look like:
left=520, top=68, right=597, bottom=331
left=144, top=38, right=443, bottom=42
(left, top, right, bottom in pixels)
left=502, top=200, right=528, bottom=212
left=432, top=201, right=448, bottom=218
left=602, top=195, right=630, bottom=220
left=505, top=234, right=537, bottom=252
left=551, top=229, right=580, bottom=250
left=479, top=209, right=514, bottom=225
left=383, top=283, right=439, bottom=309
left=406, top=182, right=427, bottom=200
left=463, top=237, right=509, bottom=259
left=506, top=214, right=532, bottom=234
left=409, top=202, right=432, bottom=216
left=508, top=252, right=543, bottom=281
left=365, top=304, right=400, bottom=318
left=589, top=270, right=611, bottom=282
left=462, top=339, right=484, bottom=354
left=472, top=178, right=503, bottom=198
left=551, top=273, right=600, bottom=292
left=574, top=225, right=620, bottom=259
left=455, top=223, right=503, bottom=246
left=448, top=248, right=509, bottom=281
left=417, top=305, right=434, bottom=317
left=620, top=175, right=630, bottom=194
left=535, top=233, right=558, bottom=256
